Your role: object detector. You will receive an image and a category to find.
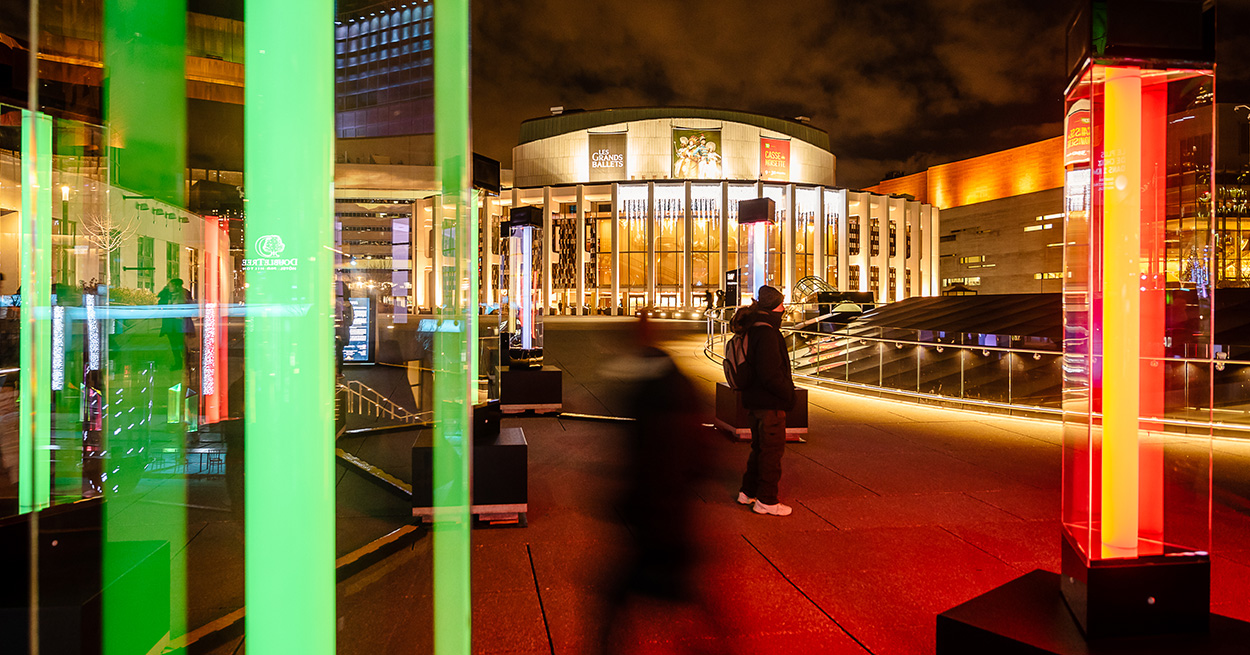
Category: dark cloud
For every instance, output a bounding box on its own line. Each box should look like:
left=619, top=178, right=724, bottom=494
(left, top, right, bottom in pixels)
left=473, top=0, right=1249, bottom=189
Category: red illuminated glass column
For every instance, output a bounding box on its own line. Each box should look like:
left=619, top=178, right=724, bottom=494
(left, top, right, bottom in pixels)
left=1059, top=0, right=1215, bottom=639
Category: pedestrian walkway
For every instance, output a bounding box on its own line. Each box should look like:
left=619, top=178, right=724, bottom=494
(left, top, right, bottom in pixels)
left=212, top=317, right=1250, bottom=654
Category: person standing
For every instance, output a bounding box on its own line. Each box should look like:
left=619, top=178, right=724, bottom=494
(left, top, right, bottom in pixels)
left=735, top=285, right=796, bottom=516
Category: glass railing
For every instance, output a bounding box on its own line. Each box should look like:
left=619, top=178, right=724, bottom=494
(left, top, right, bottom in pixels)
left=707, top=303, right=1250, bottom=437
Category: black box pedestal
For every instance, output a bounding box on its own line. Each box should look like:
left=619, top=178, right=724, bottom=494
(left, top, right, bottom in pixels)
left=713, top=382, right=807, bottom=442
left=413, top=426, right=528, bottom=525
left=1060, top=532, right=1210, bottom=639
left=937, top=569, right=1250, bottom=654
left=500, top=366, right=562, bottom=414
left=0, top=498, right=171, bottom=655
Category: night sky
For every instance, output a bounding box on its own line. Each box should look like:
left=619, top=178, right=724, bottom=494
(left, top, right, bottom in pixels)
left=472, top=0, right=1250, bottom=189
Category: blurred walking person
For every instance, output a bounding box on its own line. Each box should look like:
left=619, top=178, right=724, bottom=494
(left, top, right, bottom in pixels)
left=599, top=317, right=725, bottom=654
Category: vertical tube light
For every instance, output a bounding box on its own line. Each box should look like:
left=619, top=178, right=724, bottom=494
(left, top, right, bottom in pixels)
left=244, top=0, right=335, bottom=653
left=433, top=1, right=474, bottom=653
left=1101, top=66, right=1142, bottom=559
left=19, top=109, right=52, bottom=513
left=519, top=228, right=533, bottom=350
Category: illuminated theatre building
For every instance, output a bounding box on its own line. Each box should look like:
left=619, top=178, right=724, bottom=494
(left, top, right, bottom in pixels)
left=465, top=109, right=941, bottom=315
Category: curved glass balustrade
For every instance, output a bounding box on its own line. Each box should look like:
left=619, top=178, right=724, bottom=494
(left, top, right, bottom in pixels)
left=706, top=303, right=1246, bottom=438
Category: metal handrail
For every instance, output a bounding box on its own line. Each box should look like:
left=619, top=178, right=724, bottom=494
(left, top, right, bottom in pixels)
left=338, top=380, right=425, bottom=423
left=705, top=310, right=1250, bottom=437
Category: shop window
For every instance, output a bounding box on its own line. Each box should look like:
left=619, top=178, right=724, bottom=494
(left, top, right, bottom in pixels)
left=888, top=220, right=896, bottom=257
left=848, top=216, right=860, bottom=256
left=906, top=224, right=912, bottom=259
left=849, top=265, right=861, bottom=290
left=888, top=268, right=897, bottom=302
left=869, top=265, right=879, bottom=295
left=166, top=241, right=181, bottom=284
left=137, top=236, right=155, bottom=291
left=870, top=218, right=880, bottom=256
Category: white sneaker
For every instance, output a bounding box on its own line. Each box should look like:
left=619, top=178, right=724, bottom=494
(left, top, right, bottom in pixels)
left=736, top=492, right=755, bottom=505
left=753, top=500, right=793, bottom=516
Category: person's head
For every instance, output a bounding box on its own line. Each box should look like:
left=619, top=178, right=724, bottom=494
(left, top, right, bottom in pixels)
left=169, top=278, right=184, bottom=288
left=754, top=285, right=784, bottom=313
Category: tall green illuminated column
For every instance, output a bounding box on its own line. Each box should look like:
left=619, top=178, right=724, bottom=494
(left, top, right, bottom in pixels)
left=433, top=1, right=474, bottom=653
left=244, top=1, right=335, bottom=653
left=19, top=110, right=52, bottom=514
left=101, top=3, right=190, bottom=648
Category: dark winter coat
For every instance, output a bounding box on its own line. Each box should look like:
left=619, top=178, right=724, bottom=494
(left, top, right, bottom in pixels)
left=740, top=309, right=795, bottom=411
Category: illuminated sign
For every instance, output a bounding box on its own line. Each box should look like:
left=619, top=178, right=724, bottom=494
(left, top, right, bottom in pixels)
left=343, top=296, right=374, bottom=363
left=760, top=137, right=790, bottom=181
left=244, top=234, right=300, bottom=271
left=588, top=132, right=627, bottom=182
left=1064, top=98, right=1091, bottom=168
left=672, top=127, right=722, bottom=179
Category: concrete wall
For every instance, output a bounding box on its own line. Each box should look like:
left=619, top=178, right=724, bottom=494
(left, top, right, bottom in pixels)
left=938, top=188, right=1064, bottom=295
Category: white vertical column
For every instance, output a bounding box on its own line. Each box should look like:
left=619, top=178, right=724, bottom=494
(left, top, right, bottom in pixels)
left=889, top=196, right=905, bottom=302
left=871, top=195, right=889, bottom=300
left=646, top=181, right=656, bottom=308
left=542, top=186, right=553, bottom=313
left=785, top=184, right=796, bottom=301
left=929, top=206, right=941, bottom=295
left=905, top=201, right=920, bottom=298
left=683, top=181, right=693, bottom=308
left=719, top=182, right=729, bottom=294
left=611, top=183, right=620, bottom=315
left=836, top=189, right=849, bottom=293
left=575, top=184, right=585, bottom=315
left=815, top=187, right=825, bottom=285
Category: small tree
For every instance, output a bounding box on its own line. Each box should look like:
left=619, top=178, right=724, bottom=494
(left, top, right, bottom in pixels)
left=80, top=210, right=139, bottom=291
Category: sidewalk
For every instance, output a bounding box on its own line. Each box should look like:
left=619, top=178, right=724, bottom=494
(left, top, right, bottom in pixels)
left=258, top=318, right=1250, bottom=654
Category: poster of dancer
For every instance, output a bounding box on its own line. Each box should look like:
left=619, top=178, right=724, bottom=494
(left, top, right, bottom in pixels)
left=672, top=128, right=723, bottom=179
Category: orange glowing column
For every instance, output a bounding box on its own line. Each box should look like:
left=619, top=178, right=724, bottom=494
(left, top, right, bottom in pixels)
left=1101, top=66, right=1141, bottom=559
left=1138, top=77, right=1167, bottom=555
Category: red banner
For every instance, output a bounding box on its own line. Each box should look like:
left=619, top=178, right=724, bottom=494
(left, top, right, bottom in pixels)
left=760, top=137, right=790, bottom=181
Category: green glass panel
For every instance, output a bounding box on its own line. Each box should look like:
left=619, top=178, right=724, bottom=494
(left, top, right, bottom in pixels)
left=19, top=109, right=52, bottom=514
left=433, top=1, right=474, bottom=653
left=244, top=0, right=336, bottom=653
left=103, top=0, right=187, bottom=205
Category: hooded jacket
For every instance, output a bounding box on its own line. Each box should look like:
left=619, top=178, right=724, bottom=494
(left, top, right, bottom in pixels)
left=739, top=307, right=795, bottom=411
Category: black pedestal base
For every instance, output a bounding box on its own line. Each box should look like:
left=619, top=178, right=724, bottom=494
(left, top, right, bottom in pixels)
left=937, top=570, right=1250, bottom=654
left=500, top=366, right=562, bottom=414
left=1060, top=532, right=1210, bottom=638
left=713, top=382, right=808, bottom=442
left=413, top=426, right=528, bottom=525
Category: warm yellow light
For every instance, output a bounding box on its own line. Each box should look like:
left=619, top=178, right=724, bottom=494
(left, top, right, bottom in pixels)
left=1101, top=66, right=1142, bottom=559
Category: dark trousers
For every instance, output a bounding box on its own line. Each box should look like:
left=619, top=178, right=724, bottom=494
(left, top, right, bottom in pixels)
left=740, top=408, right=786, bottom=505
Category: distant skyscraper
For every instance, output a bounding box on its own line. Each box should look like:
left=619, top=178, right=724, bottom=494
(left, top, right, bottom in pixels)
left=335, top=2, right=434, bottom=138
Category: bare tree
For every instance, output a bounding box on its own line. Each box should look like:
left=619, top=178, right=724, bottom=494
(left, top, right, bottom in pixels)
left=80, top=209, right=139, bottom=288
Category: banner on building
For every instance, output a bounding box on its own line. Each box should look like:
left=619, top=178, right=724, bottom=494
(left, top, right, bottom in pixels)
left=588, top=132, right=627, bottom=182
left=760, top=137, right=790, bottom=181
left=672, top=127, right=722, bottom=179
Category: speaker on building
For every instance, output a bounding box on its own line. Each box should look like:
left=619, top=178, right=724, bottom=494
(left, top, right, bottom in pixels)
left=738, top=197, right=776, bottom=225
left=508, top=205, right=542, bottom=228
